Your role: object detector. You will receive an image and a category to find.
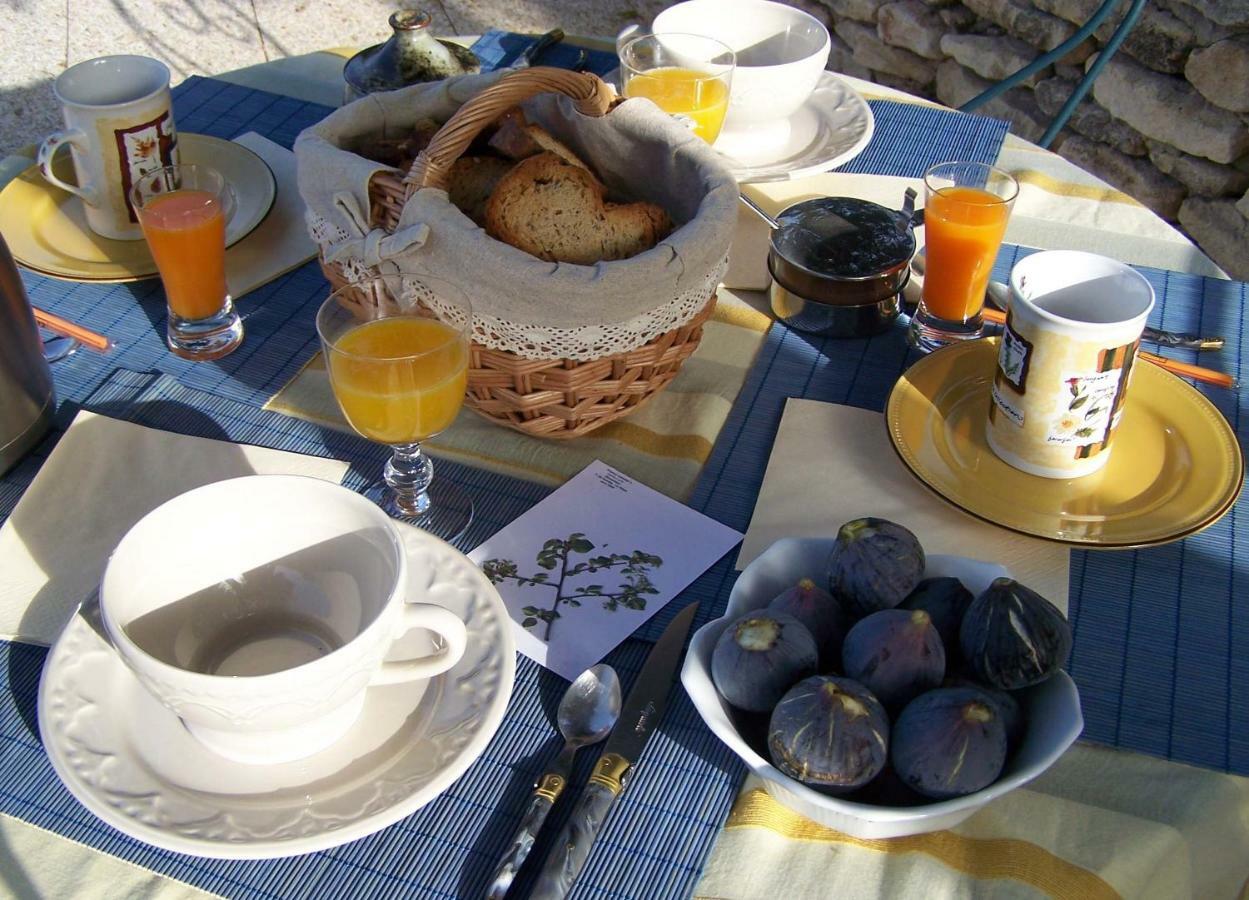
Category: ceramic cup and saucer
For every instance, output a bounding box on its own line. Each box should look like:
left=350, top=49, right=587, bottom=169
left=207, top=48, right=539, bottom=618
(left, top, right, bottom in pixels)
left=37, top=475, right=515, bottom=858
left=622, top=0, right=875, bottom=183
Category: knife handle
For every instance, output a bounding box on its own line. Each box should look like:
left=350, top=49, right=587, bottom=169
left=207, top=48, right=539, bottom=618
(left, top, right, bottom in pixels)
left=485, top=779, right=560, bottom=900
left=529, top=753, right=631, bottom=900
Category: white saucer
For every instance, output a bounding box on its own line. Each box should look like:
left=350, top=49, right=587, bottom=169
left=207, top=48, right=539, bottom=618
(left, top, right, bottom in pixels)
left=37, top=521, right=515, bottom=860
left=714, top=72, right=875, bottom=184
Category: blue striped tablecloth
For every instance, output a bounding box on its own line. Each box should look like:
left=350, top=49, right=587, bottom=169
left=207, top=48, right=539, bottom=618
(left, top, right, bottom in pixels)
left=0, top=73, right=1017, bottom=897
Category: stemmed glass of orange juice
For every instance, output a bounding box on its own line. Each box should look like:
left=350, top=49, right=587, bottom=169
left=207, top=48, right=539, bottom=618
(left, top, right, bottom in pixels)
left=317, top=274, right=473, bottom=540
left=909, top=161, right=1019, bottom=354
left=620, top=33, right=735, bottom=144
left=131, top=164, right=244, bottom=360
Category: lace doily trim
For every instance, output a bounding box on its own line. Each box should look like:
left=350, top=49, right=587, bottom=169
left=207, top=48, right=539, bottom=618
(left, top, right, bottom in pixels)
left=309, top=212, right=728, bottom=363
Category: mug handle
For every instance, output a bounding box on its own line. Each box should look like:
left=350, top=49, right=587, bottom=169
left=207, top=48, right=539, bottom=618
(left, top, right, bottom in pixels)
left=371, top=603, right=467, bottom=685
left=37, top=130, right=98, bottom=206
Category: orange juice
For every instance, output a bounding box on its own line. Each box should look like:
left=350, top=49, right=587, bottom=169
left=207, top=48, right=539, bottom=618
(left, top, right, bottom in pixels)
left=139, top=189, right=227, bottom=320
left=922, top=186, right=1011, bottom=321
left=625, top=67, right=730, bottom=143
left=328, top=318, right=467, bottom=445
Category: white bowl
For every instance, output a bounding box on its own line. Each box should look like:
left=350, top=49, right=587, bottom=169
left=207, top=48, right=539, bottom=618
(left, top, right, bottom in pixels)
left=653, top=0, right=831, bottom=133
left=681, top=537, right=1083, bottom=838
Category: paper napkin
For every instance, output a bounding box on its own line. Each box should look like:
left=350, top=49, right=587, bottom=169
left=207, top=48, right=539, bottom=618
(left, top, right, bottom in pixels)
left=226, top=131, right=318, bottom=300
left=739, top=399, right=1069, bottom=610
left=0, top=411, right=348, bottom=645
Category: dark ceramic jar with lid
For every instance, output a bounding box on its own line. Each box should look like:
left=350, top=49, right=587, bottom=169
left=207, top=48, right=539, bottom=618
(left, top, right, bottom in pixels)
left=343, top=9, right=481, bottom=101
left=767, top=196, right=917, bottom=338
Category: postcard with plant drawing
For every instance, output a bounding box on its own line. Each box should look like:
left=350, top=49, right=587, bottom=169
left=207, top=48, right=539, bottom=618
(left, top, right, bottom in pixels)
left=469, top=460, right=743, bottom=680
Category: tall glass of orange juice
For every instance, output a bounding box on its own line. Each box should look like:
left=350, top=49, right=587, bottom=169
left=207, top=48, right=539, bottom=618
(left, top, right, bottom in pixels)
left=910, top=161, right=1019, bottom=354
left=317, top=274, right=474, bottom=540
left=620, top=34, right=735, bottom=143
left=131, top=164, right=243, bottom=360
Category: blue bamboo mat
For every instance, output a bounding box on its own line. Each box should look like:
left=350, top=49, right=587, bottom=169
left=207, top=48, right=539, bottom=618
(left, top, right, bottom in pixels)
left=0, top=72, right=1016, bottom=896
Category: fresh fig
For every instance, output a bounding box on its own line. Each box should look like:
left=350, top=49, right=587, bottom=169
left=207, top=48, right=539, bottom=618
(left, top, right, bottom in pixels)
left=960, top=578, right=1072, bottom=690
left=768, top=675, right=889, bottom=794
left=768, top=578, right=851, bottom=670
left=901, top=577, right=973, bottom=663
left=892, top=687, right=1007, bottom=799
left=943, top=674, right=1025, bottom=751
left=842, top=608, right=945, bottom=709
left=826, top=517, right=925, bottom=616
left=712, top=611, right=818, bottom=713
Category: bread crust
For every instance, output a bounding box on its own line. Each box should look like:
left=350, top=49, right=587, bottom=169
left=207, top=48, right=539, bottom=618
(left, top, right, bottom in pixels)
left=485, top=153, right=672, bottom=265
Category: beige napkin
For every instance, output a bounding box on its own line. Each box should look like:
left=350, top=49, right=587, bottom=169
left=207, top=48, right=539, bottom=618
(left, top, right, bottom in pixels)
left=0, top=411, right=348, bottom=645
left=739, top=399, right=1068, bottom=609
left=226, top=131, right=318, bottom=300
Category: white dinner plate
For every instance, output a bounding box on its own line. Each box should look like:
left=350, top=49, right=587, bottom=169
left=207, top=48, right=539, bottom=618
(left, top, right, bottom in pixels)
left=37, top=521, right=515, bottom=859
left=713, top=72, right=875, bottom=183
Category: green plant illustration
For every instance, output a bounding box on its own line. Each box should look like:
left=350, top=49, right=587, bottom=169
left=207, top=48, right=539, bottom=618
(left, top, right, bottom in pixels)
left=482, top=533, right=663, bottom=641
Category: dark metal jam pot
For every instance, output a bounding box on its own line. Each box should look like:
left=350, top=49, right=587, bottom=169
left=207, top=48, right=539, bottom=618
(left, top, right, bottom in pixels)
left=766, top=196, right=917, bottom=338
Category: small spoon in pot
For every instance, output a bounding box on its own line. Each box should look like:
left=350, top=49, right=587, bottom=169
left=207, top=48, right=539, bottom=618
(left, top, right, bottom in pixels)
left=485, top=664, right=623, bottom=900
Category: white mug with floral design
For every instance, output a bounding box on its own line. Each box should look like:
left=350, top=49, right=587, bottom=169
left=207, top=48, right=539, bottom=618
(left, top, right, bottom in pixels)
left=986, top=250, right=1155, bottom=479
left=37, top=55, right=178, bottom=240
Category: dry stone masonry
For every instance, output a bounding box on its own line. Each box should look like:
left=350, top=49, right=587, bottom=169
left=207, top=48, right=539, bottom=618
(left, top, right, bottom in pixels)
left=798, top=0, right=1249, bottom=278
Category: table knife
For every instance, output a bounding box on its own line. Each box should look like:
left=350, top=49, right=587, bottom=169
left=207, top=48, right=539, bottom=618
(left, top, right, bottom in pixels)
left=529, top=602, right=700, bottom=900
left=511, top=29, right=566, bottom=69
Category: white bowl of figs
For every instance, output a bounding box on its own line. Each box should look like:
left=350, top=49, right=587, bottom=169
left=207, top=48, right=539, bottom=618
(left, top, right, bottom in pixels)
left=681, top=518, right=1083, bottom=838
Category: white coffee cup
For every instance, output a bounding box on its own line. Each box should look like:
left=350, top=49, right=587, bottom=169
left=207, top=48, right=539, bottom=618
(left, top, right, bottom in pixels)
left=986, top=251, right=1155, bottom=479
left=98, top=475, right=467, bottom=764
left=37, top=55, right=178, bottom=241
left=636, top=0, right=830, bottom=136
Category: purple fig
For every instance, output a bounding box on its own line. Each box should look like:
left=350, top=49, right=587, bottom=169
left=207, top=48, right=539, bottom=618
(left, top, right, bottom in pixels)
left=768, top=675, right=889, bottom=794
left=712, top=611, right=818, bottom=713
left=891, top=687, right=1007, bottom=799
left=768, top=578, right=851, bottom=670
left=826, top=517, right=925, bottom=616
left=842, top=608, right=945, bottom=709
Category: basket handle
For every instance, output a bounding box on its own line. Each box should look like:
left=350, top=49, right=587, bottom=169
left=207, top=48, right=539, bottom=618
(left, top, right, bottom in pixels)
left=404, top=67, right=617, bottom=194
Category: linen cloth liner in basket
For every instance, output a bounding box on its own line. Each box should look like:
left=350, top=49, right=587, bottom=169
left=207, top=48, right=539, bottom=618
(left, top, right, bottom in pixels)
left=294, top=69, right=739, bottom=436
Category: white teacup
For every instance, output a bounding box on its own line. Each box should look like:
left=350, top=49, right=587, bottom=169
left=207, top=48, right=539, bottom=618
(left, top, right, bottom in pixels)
left=647, top=0, right=830, bottom=137
left=986, top=251, right=1155, bottom=479
left=99, top=475, right=467, bottom=764
left=37, top=55, right=178, bottom=241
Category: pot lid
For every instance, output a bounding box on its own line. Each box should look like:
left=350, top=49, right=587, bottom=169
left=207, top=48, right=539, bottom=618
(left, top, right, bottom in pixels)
left=773, top=197, right=915, bottom=281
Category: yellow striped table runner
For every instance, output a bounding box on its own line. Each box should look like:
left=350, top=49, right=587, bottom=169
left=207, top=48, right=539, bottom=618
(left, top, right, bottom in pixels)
left=694, top=744, right=1249, bottom=900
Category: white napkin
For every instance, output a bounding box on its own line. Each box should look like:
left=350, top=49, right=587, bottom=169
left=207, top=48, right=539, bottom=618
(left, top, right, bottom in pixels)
left=0, top=411, right=348, bottom=645
left=225, top=131, right=318, bottom=300
left=739, top=398, right=1069, bottom=610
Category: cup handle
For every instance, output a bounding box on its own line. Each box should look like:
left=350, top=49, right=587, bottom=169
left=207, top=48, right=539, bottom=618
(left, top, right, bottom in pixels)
left=37, top=130, right=97, bottom=206
left=371, top=603, right=467, bottom=685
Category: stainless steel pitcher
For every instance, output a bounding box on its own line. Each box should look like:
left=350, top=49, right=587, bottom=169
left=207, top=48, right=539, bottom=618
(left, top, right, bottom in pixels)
left=0, top=232, right=55, bottom=475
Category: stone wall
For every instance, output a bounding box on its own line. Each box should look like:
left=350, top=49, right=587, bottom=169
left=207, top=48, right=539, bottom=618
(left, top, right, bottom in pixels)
left=796, top=0, right=1249, bottom=278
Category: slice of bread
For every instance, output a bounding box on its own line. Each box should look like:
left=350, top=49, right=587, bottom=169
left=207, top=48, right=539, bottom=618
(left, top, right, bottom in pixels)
left=488, top=107, right=590, bottom=172
left=447, top=156, right=516, bottom=225
left=485, top=152, right=673, bottom=265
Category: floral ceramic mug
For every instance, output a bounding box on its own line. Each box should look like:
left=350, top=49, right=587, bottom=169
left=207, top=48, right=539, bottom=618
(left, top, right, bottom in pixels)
left=985, top=251, right=1155, bottom=479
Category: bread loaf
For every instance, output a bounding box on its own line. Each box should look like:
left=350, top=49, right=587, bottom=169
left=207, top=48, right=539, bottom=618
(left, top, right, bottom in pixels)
left=485, top=153, right=673, bottom=265
left=488, top=107, right=590, bottom=172
left=447, top=156, right=515, bottom=225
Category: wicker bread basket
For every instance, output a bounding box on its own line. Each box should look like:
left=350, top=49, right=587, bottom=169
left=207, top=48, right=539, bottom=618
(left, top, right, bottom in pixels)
left=315, top=68, right=729, bottom=440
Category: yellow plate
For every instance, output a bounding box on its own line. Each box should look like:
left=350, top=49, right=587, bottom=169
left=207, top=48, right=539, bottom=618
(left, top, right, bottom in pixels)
left=886, top=338, right=1244, bottom=548
left=0, top=133, right=276, bottom=283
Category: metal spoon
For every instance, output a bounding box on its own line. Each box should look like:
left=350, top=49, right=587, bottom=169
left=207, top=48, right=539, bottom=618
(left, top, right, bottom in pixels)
left=485, top=664, right=622, bottom=900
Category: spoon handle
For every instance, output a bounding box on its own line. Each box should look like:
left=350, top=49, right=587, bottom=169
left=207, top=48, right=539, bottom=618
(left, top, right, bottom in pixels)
left=485, top=789, right=558, bottom=900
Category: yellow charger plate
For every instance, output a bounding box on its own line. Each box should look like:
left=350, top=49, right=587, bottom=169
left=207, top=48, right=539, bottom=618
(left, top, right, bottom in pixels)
left=0, top=133, right=276, bottom=283
left=886, top=338, right=1243, bottom=548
